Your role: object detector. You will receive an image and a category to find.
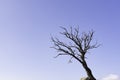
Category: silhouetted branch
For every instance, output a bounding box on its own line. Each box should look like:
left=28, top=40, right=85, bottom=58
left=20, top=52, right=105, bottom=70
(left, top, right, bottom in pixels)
left=51, top=27, right=99, bottom=80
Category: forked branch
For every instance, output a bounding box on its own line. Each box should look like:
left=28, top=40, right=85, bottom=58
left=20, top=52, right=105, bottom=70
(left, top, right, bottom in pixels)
left=51, top=27, right=99, bottom=80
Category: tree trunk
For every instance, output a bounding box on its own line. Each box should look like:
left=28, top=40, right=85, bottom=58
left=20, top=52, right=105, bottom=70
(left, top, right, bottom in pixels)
left=81, top=60, right=96, bottom=80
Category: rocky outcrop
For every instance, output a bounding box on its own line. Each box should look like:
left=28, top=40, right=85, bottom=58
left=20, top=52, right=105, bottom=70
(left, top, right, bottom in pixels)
left=80, top=77, right=89, bottom=80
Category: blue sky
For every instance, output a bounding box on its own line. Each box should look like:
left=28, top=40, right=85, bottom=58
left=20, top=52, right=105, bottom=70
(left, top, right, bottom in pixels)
left=0, top=0, right=120, bottom=80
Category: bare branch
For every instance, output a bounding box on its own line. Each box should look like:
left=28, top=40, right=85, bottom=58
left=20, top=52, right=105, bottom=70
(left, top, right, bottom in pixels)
left=51, top=27, right=98, bottom=80
left=51, top=35, right=83, bottom=63
left=68, top=56, right=74, bottom=63
left=54, top=53, right=68, bottom=58
left=51, top=27, right=100, bottom=63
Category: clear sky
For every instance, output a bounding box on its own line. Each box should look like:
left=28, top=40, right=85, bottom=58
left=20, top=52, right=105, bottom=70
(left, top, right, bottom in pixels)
left=0, top=0, right=120, bottom=80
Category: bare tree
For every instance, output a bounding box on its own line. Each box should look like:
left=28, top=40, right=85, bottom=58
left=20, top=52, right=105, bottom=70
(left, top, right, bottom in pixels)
left=51, top=27, right=100, bottom=80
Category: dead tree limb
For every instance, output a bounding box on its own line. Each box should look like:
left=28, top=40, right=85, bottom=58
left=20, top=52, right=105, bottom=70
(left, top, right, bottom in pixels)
left=51, top=27, right=100, bottom=80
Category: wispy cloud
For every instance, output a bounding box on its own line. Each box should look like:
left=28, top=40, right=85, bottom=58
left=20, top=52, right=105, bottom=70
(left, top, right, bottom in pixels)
left=101, top=74, right=119, bottom=80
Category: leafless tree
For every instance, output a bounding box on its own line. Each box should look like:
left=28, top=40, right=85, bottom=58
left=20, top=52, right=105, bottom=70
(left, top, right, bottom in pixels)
left=51, top=27, right=100, bottom=80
